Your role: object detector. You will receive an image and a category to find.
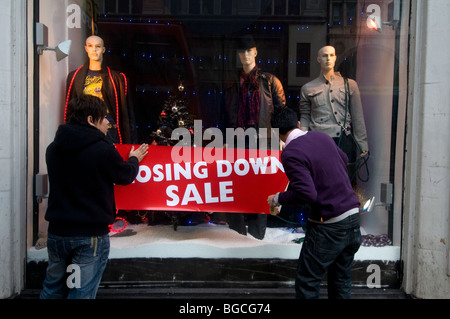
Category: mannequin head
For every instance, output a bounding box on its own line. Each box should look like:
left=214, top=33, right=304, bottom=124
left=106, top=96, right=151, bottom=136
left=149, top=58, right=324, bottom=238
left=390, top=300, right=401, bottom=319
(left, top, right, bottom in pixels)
left=317, top=45, right=337, bottom=74
left=85, top=35, right=106, bottom=70
left=238, top=48, right=257, bottom=73
left=237, top=35, right=258, bottom=73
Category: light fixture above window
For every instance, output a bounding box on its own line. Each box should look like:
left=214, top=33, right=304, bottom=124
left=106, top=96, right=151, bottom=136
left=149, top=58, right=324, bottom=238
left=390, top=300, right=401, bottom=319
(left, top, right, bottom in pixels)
left=35, top=23, right=71, bottom=62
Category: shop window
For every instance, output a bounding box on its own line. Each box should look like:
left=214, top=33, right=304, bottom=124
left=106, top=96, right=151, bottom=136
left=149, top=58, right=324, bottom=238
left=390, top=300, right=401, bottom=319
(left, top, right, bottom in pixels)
left=33, top=0, right=407, bottom=266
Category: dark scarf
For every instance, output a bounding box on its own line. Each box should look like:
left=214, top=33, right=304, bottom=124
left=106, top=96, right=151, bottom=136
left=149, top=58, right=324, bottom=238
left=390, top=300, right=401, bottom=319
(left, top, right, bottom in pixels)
left=238, top=66, right=260, bottom=129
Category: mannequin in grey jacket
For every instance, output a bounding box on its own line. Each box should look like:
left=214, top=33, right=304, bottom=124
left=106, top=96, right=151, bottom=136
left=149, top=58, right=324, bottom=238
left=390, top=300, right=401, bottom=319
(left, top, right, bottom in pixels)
left=300, top=46, right=368, bottom=153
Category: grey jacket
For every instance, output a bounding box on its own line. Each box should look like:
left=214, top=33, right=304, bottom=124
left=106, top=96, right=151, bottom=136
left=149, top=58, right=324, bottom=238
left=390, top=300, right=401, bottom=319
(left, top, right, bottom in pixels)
left=299, top=72, right=369, bottom=152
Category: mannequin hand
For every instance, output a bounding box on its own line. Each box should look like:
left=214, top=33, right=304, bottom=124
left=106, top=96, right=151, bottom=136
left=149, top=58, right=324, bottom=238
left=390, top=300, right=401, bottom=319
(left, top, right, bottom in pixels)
left=129, top=144, right=149, bottom=162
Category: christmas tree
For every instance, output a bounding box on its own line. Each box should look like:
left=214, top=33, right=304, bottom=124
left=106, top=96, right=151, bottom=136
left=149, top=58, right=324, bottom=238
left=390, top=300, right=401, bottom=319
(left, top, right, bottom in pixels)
left=149, top=81, right=210, bottom=230
left=151, top=81, right=195, bottom=146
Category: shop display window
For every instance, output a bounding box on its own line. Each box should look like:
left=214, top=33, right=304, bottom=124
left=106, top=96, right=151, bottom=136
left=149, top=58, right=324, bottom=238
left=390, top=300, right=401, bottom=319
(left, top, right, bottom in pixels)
left=31, top=0, right=409, bottom=264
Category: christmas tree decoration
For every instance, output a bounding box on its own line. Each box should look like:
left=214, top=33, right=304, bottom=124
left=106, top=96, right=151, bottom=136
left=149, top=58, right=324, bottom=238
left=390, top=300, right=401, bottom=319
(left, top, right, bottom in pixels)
left=151, top=81, right=195, bottom=146
left=148, top=80, right=210, bottom=230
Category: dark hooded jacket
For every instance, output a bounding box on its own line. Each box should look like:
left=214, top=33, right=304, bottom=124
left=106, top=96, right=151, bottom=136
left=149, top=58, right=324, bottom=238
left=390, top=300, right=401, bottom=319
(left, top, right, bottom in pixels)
left=45, top=124, right=139, bottom=236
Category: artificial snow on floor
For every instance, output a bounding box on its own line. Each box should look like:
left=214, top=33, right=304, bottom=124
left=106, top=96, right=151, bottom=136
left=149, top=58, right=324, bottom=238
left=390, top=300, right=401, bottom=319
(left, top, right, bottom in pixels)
left=27, top=222, right=400, bottom=262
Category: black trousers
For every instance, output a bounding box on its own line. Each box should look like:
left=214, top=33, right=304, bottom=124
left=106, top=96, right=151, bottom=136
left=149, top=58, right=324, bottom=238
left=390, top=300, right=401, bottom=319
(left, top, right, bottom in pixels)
left=224, top=134, right=269, bottom=240
left=226, top=213, right=267, bottom=240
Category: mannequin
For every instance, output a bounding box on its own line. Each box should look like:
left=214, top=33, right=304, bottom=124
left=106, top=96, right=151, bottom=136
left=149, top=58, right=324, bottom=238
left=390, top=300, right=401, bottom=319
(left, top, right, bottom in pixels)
left=221, top=35, right=286, bottom=239
left=65, top=35, right=136, bottom=144
left=299, top=45, right=368, bottom=182
left=223, top=35, right=286, bottom=135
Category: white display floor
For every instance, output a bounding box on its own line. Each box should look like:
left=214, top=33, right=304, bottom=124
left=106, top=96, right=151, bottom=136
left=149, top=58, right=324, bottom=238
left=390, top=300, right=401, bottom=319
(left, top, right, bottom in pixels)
left=28, top=223, right=400, bottom=262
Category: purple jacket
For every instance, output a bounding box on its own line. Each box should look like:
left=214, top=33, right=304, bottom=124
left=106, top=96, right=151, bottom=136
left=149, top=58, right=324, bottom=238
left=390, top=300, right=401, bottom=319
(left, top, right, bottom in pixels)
left=278, top=131, right=360, bottom=222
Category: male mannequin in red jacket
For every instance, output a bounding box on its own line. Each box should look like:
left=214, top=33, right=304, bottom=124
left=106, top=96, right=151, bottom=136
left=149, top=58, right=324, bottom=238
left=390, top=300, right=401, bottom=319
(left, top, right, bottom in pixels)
left=65, top=35, right=136, bottom=144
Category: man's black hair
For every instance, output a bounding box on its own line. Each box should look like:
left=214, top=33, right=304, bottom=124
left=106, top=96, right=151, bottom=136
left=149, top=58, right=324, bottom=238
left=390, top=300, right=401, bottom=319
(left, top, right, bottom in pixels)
left=66, top=94, right=107, bottom=126
left=271, top=107, right=299, bottom=135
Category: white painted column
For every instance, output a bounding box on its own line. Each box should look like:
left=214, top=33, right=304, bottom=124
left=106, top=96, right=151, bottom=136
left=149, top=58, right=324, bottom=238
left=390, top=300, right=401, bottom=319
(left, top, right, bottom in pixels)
left=0, top=0, right=28, bottom=299
left=402, top=0, right=450, bottom=298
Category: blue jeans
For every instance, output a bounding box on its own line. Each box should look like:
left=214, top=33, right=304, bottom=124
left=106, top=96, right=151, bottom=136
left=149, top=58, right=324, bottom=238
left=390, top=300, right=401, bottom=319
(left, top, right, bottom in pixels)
left=295, top=213, right=361, bottom=299
left=40, top=233, right=110, bottom=299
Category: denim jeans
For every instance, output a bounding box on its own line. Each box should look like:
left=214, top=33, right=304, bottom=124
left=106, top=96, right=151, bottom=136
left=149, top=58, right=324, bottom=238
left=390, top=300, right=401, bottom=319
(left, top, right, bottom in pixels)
left=40, top=233, right=110, bottom=299
left=295, top=213, right=361, bottom=299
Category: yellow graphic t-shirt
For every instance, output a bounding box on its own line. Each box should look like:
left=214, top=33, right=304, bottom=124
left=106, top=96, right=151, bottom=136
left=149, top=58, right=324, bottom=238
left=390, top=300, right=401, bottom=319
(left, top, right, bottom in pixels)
left=83, top=70, right=115, bottom=130
left=83, top=70, right=103, bottom=100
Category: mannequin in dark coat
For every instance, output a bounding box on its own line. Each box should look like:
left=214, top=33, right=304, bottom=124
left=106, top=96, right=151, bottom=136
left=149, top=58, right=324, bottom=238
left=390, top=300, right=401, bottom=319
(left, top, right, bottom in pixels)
left=222, top=35, right=286, bottom=239
left=65, top=35, right=136, bottom=144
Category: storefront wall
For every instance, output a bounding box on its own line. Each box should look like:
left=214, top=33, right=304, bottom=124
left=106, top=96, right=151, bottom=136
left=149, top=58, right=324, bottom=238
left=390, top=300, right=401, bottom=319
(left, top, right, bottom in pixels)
left=0, top=0, right=27, bottom=299
left=401, top=0, right=450, bottom=299
left=0, top=0, right=449, bottom=299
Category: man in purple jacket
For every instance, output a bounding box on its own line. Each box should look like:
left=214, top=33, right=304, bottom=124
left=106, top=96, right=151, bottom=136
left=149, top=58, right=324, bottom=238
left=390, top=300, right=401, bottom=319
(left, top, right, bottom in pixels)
left=268, top=107, right=361, bottom=299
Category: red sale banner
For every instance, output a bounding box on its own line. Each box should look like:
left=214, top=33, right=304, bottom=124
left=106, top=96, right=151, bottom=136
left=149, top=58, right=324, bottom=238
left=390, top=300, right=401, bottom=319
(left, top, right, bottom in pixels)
left=114, top=145, right=289, bottom=214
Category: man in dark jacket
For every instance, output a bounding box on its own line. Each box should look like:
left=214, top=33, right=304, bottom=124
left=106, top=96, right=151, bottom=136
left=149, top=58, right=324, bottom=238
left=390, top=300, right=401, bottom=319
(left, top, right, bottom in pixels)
left=64, top=35, right=136, bottom=144
left=221, top=35, right=286, bottom=240
left=268, top=107, right=361, bottom=299
left=40, top=95, right=148, bottom=299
